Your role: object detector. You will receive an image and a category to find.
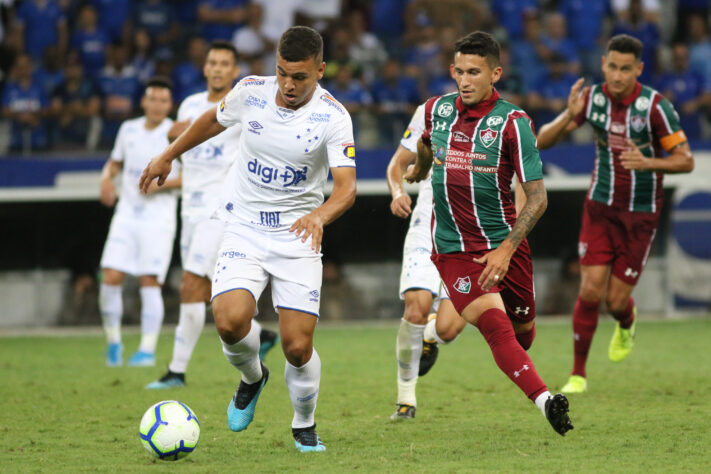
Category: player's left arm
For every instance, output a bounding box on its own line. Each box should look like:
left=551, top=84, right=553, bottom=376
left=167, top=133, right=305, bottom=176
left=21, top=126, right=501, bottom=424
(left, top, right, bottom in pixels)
left=290, top=167, right=357, bottom=252
left=620, top=139, right=694, bottom=173
left=145, top=175, right=182, bottom=194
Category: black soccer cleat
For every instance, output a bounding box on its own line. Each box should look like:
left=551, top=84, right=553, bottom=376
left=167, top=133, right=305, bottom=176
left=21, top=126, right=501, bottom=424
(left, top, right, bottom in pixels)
left=292, top=424, right=326, bottom=452
left=390, top=404, right=416, bottom=420
left=545, top=393, right=574, bottom=436
left=418, top=340, right=439, bottom=376
left=145, top=370, right=186, bottom=389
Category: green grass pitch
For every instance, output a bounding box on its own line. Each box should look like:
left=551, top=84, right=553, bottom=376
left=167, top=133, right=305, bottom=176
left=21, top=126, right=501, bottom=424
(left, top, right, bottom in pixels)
left=1, top=318, right=710, bottom=472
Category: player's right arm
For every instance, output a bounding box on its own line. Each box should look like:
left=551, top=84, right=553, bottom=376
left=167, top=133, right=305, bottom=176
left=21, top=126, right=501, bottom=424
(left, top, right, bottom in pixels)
left=387, top=145, right=416, bottom=218
left=99, top=159, right=122, bottom=207
left=404, top=138, right=433, bottom=183
left=537, top=77, right=585, bottom=150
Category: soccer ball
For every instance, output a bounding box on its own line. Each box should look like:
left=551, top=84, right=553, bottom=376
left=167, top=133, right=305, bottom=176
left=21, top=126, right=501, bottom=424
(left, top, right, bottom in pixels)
left=139, top=400, right=200, bottom=461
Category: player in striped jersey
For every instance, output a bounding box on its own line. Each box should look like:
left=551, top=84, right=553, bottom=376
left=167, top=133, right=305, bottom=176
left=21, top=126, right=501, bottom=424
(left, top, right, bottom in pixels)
left=537, top=35, right=694, bottom=394
left=405, top=31, right=573, bottom=436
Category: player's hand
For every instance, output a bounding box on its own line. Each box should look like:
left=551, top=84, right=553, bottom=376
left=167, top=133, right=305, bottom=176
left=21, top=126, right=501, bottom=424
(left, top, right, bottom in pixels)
left=99, top=178, right=117, bottom=207
left=403, top=164, right=427, bottom=183
left=390, top=192, right=412, bottom=218
left=473, top=244, right=513, bottom=292
left=620, top=139, right=649, bottom=170
left=290, top=210, right=325, bottom=252
left=144, top=180, right=163, bottom=195
left=139, top=153, right=172, bottom=194
left=565, top=78, right=586, bottom=120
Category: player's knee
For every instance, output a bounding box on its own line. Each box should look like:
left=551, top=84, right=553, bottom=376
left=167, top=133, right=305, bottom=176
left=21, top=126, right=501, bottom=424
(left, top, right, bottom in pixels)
left=102, top=268, right=124, bottom=286
left=402, top=298, right=429, bottom=324
left=579, top=281, right=603, bottom=302
left=605, top=294, right=628, bottom=314
left=281, top=338, right=312, bottom=366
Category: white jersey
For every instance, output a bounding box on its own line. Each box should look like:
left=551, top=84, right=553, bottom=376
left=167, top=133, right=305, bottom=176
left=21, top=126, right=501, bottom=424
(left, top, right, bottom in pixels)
left=215, top=75, right=355, bottom=231
left=400, top=104, right=432, bottom=245
left=178, top=91, right=242, bottom=220
left=110, top=116, right=180, bottom=226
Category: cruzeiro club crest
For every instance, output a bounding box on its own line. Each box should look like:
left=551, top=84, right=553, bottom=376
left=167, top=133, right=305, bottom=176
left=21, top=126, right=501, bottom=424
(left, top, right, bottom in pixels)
left=437, top=102, right=454, bottom=117
left=454, top=276, right=471, bottom=294
left=479, top=128, right=498, bottom=148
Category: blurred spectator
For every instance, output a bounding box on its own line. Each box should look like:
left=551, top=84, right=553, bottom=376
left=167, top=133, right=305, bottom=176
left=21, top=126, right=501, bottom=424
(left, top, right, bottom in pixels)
left=131, top=0, right=178, bottom=47
left=402, top=14, right=441, bottom=86
left=511, top=12, right=547, bottom=93
left=656, top=43, right=708, bottom=140
left=527, top=53, right=578, bottom=128
left=674, top=0, right=709, bottom=43
left=323, top=28, right=359, bottom=82
left=91, top=0, right=130, bottom=42
left=13, top=0, right=68, bottom=60
left=97, top=43, right=140, bottom=144
left=540, top=12, right=580, bottom=75
left=232, top=3, right=276, bottom=73
left=559, top=0, right=612, bottom=77
left=497, top=43, right=526, bottom=107
left=370, top=0, right=410, bottom=51
left=405, top=0, right=485, bottom=43
left=172, top=37, right=207, bottom=103
left=346, top=9, right=387, bottom=85
left=327, top=65, right=372, bottom=140
left=35, top=45, right=66, bottom=97
left=174, top=0, right=198, bottom=27
left=426, top=50, right=457, bottom=97
left=197, top=0, right=247, bottom=42
left=687, top=13, right=711, bottom=92
left=1, top=54, right=50, bottom=151
left=71, top=3, right=109, bottom=78
left=253, top=0, right=299, bottom=45
left=491, top=0, right=539, bottom=41
left=130, top=29, right=157, bottom=84
left=295, top=0, right=340, bottom=32
left=0, top=0, right=15, bottom=44
left=370, top=58, right=419, bottom=146
left=611, top=0, right=660, bottom=82
left=50, top=55, right=101, bottom=148
left=611, top=0, right=659, bottom=23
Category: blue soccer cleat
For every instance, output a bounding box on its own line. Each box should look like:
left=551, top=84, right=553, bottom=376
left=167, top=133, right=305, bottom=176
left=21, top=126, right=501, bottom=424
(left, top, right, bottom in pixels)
left=127, top=351, right=156, bottom=367
left=259, top=328, right=279, bottom=360
left=145, top=371, right=186, bottom=389
left=227, top=363, right=269, bottom=432
left=106, top=343, right=123, bottom=367
left=293, top=425, right=326, bottom=452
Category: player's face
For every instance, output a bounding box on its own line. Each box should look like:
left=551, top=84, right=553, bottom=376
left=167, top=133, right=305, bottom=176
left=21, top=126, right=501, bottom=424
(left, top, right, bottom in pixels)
left=141, top=87, right=172, bottom=124
left=602, top=51, right=643, bottom=98
left=450, top=52, right=502, bottom=106
left=275, top=53, right=325, bottom=109
left=204, top=49, right=239, bottom=93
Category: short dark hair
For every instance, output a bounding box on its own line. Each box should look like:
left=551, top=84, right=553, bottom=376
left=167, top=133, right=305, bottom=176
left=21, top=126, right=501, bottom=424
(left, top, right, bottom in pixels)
left=454, top=31, right=500, bottom=67
left=208, top=40, right=239, bottom=63
left=145, top=76, right=173, bottom=93
left=607, top=34, right=643, bottom=60
left=278, top=26, right=323, bottom=63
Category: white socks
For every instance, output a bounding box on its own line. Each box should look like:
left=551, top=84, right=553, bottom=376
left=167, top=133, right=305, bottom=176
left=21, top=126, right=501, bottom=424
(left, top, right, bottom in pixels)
left=534, top=390, right=552, bottom=417
left=396, top=318, right=425, bottom=406
left=221, top=321, right=263, bottom=384
left=137, top=286, right=164, bottom=354
left=423, top=318, right=447, bottom=345
left=100, top=283, right=123, bottom=344
left=285, top=349, right=321, bottom=429
left=168, top=302, right=206, bottom=373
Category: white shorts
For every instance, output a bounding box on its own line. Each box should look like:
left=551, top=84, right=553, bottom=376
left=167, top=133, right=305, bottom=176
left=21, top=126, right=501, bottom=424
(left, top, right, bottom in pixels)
left=180, top=216, right=224, bottom=279
left=398, top=245, right=447, bottom=299
left=100, top=214, right=176, bottom=283
left=211, top=223, right=322, bottom=317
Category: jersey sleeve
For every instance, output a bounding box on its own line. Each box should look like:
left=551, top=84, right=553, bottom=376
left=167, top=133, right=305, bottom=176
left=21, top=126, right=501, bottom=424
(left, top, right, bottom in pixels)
left=325, top=111, right=356, bottom=168
left=176, top=97, right=191, bottom=121
left=650, top=94, right=687, bottom=152
left=215, top=81, right=245, bottom=128
left=507, top=115, right=544, bottom=182
left=109, top=122, right=127, bottom=162
left=573, top=86, right=591, bottom=126
left=420, top=97, right=438, bottom=147
left=400, top=103, right=426, bottom=153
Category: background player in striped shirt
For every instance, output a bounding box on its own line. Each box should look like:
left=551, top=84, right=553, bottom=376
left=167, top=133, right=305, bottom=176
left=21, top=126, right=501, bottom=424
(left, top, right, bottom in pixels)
left=537, top=34, right=695, bottom=394
left=405, top=31, right=573, bottom=436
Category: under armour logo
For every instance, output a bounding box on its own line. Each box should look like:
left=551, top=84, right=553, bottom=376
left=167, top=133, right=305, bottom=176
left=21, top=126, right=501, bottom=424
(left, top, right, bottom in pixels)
left=515, top=306, right=530, bottom=315
left=624, top=267, right=639, bottom=278
left=513, top=364, right=530, bottom=378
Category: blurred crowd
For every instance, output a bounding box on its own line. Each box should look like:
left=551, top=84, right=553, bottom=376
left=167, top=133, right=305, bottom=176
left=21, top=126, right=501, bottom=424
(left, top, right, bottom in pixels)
left=1, top=0, right=711, bottom=154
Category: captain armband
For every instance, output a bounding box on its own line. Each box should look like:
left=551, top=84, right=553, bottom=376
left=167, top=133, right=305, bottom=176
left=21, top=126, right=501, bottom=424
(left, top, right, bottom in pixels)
left=659, top=130, right=687, bottom=152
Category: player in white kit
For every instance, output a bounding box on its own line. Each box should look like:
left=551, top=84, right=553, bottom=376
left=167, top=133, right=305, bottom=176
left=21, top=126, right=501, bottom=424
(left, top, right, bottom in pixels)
left=386, top=104, right=466, bottom=419
left=139, top=27, right=356, bottom=452
left=99, top=78, right=180, bottom=367
left=145, top=41, right=278, bottom=390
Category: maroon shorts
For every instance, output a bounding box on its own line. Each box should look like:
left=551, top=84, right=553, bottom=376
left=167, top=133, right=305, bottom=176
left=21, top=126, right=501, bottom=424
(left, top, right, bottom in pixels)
left=431, top=240, right=535, bottom=323
left=578, top=199, right=660, bottom=285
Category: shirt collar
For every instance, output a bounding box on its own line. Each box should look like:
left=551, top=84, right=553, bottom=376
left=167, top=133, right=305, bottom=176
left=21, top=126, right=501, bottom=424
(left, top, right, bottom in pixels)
left=602, top=81, right=641, bottom=106
left=455, top=88, right=500, bottom=118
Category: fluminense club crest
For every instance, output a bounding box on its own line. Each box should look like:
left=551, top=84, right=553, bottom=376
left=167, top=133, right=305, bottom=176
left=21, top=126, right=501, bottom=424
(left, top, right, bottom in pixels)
left=630, top=115, right=647, bottom=133
left=454, top=276, right=471, bottom=294
left=479, top=128, right=498, bottom=147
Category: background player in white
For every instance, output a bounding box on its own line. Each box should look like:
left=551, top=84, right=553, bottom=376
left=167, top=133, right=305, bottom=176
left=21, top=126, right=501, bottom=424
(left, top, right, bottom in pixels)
left=145, top=41, right=278, bottom=390
left=139, top=27, right=357, bottom=452
left=386, top=103, right=466, bottom=419
left=99, top=77, right=180, bottom=367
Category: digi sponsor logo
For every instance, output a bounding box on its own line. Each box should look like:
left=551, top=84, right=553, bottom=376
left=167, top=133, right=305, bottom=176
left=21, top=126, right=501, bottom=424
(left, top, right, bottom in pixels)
left=221, top=250, right=247, bottom=259
left=247, top=158, right=308, bottom=187
left=245, top=95, right=267, bottom=109
left=342, top=142, right=356, bottom=159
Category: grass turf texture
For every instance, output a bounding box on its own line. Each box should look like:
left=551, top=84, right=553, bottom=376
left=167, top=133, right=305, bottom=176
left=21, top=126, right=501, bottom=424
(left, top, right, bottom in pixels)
left=1, top=318, right=710, bottom=472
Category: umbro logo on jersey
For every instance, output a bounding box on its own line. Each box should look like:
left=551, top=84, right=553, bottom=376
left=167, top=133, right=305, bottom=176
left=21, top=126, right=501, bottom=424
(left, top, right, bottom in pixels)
left=454, top=276, right=471, bottom=294
left=453, top=131, right=470, bottom=142
left=309, top=290, right=320, bottom=302
left=479, top=128, right=498, bottom=147
left=248, top=121, right=263, bottom=134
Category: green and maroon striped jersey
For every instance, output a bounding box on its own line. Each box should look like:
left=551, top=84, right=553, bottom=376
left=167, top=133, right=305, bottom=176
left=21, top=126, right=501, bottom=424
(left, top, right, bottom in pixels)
left=574, top=82, right=686, bottom=212
left=422, top=89, right=543, bottom=255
